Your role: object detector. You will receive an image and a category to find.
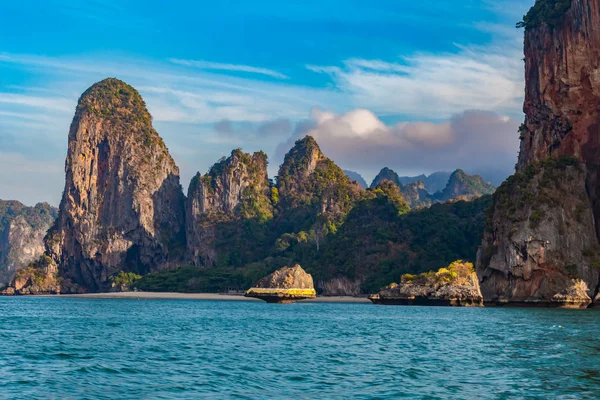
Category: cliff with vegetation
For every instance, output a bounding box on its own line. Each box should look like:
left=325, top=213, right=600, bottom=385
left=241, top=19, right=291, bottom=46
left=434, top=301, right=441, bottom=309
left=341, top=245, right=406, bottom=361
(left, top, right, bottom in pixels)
left=0, top=201, right=57, bottom=284
left=274, top=136, right=363, bottom=247
left=186, top=149, right=273, bottom=267
left=31, top=78, right=185, bottom=293
left=478, top=0, right=600, bottom=306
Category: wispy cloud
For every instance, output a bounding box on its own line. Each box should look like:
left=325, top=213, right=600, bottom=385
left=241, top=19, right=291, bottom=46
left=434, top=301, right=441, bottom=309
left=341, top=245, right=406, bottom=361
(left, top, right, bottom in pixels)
left=0, top=93, right=73, bottom=112
left=169, top=58, right=289, bottom=79
left=307, top=42, right=524, bottom=119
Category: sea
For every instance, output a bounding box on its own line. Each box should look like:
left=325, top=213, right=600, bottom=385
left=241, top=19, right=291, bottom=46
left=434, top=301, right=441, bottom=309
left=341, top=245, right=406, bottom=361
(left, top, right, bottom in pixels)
left=1, top=297, right=599, bottom=399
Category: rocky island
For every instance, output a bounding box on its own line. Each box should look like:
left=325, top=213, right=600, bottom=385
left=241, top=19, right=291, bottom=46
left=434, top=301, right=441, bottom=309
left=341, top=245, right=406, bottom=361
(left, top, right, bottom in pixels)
left=369, top=261, right=483, bottom=306
left=245, top=264, right=317, bottom=303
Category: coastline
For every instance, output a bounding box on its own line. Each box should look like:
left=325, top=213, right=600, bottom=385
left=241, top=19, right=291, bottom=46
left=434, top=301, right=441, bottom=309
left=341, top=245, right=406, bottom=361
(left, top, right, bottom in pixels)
left=56, top=292, right=372, bottom=303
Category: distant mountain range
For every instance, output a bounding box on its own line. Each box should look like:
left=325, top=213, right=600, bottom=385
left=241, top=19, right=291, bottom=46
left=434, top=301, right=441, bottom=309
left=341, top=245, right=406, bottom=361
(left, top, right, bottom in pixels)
left=365, top=167, right=496, bottom=208
left=343, top=170, right=368, bottom=189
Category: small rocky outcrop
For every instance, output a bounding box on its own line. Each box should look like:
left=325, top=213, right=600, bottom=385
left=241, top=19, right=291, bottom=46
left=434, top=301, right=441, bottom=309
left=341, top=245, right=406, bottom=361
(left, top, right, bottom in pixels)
left=0, top=201, right=58, bottom=285
left=186, top=149, right=273, bottom=266
left=33, top=78, right=185, bottom=293
left=551, top=280, right=592, bottom=309
left=369, top=261, right=483, bottom=306
left=2, top=256, right=61, bottom=295
left=245, top=264, right=316, bottom=303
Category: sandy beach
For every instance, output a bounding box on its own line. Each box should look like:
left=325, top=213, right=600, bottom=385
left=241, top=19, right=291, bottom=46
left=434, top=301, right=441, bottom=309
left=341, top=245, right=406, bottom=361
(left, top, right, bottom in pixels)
left=59, top=292, right=372, bottom=303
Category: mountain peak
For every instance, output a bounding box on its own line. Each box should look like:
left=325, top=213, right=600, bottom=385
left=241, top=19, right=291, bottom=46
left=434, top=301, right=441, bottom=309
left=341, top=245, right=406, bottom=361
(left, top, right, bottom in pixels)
left=76, top=78, right=151, bottom=124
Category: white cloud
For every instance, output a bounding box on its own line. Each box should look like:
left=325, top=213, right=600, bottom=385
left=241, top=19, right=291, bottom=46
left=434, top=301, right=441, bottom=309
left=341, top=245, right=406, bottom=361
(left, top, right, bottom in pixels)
left=307, top=42, right=524, bottom=119
left=274, top=108, right=520, bottom=184
left=0, top=93, right=73, bottom=112
left=169, top=58, right=289, bottom=80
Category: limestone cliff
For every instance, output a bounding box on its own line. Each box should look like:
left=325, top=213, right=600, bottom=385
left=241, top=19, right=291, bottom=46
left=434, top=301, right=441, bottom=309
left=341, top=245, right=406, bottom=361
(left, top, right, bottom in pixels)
left=186, top=149, right=273, bottom=266
left=401, top=181, right=432, bottom=209
left=0, top=201, right=58, bottom=284
left=478, top=0, right=600, bottom=306
left=44, top=78, right=186, bottom=292
left=276, top=136, right=362, bottom=230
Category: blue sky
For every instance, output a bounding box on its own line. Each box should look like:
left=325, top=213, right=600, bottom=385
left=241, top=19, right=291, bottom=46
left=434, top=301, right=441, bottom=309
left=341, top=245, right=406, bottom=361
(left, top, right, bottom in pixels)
left=0, top=0, right=533, bottom=205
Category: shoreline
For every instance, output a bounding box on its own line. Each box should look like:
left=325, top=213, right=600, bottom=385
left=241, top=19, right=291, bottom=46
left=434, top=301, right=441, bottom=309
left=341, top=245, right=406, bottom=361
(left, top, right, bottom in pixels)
left=56, top=292, right=372, bottom=303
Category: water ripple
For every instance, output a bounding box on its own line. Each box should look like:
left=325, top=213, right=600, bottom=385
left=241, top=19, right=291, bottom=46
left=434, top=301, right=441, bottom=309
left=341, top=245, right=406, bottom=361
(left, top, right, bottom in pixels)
left=1, top=298, right=600, bottom=398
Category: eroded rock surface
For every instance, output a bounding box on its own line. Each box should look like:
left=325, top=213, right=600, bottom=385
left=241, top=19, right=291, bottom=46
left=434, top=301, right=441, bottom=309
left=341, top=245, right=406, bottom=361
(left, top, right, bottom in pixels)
left=186, top=149, right=273, bottom=267
left=0, top=201, right=57, bottom=285
left=39, top=78, right=185, bottom=292
left=478, top=0, right=600, bottom=306
left=245, top=264, right=316, bottom=303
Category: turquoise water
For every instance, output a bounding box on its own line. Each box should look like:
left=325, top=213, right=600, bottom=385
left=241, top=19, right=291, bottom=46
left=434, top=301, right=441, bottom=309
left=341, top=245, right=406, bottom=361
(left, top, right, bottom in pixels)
left=1, top=298, right=599, bottom=399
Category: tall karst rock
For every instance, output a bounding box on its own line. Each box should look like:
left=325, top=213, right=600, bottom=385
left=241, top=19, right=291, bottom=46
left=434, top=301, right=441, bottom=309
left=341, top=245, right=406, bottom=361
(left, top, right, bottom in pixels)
left=45, top=78, right=186, bottom=292
left=276, top=136, right=363, bottom=233
left=186, top=149, right=273, bottom=267
left=477, top=0, right=600, bottom=306
left=0, top=201, right=58, bottom=284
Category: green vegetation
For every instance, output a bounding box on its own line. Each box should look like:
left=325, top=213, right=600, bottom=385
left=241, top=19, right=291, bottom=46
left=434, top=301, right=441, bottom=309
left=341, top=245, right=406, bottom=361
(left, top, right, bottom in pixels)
left=110, top=271, right=142, bottom=289
left=134, top=266, right=259, bottom=293
left=492, top=156, right=580, bottom=226
left=516, top=0, right=572, bottom=30
left=400, top=260, right=475, bottom=286
left=139, top=136, right=494, bottom=295
left=76, top=78, right=170, bottom=157
left=434, top=169, right=496, bottom=202
left=242, top=190, right=490, bottom=294
left=0, top=200, right=58, bottom=231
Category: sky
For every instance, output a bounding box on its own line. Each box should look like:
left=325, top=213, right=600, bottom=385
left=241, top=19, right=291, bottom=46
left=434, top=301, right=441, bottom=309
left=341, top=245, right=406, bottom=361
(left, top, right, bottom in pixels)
left=0, top=0, right=534, bottom=206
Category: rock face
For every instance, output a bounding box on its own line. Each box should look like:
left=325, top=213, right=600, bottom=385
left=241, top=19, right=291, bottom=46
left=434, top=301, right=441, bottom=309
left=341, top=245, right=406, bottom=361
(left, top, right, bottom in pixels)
left=186, top=149, right=273, bottom=266
left=478, top=0, right=600, bottom=306
left=2, top=256, right=61, bottom=295
left=245, top=264, right=316, bottom=303
left=401, top=181, right=432, bottom=209
left=369, top=261, right=483, bottom=306
left=0, top=201, right=57, bottom=284
left=276, top=136, right=362, bottom=239
left=44, top=78, right=186, bottom=292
